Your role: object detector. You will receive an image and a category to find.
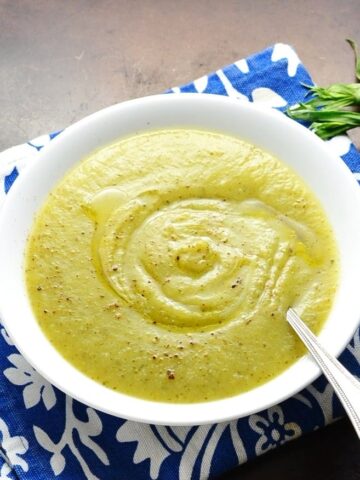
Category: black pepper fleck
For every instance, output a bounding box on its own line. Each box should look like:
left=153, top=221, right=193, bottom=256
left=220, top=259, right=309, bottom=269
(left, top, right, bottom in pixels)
left=166, top=369, right=175, bottom=380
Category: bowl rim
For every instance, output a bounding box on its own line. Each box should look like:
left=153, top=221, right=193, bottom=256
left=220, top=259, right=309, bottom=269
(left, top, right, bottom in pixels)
left=1, top=93, right=360, bottom=425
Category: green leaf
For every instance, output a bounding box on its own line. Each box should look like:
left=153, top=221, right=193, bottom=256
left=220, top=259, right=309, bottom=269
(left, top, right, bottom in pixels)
left=310, top=84, right=360, bottom=105
left=286, top=39, right=360, bottom=140
left=287, top=107, right=360, bottom=139
left=346, top=38, right=360, bottom=82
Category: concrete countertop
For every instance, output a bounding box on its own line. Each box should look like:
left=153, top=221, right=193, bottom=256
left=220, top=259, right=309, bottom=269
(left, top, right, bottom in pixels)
left=1, top=1, right=359, bottom=479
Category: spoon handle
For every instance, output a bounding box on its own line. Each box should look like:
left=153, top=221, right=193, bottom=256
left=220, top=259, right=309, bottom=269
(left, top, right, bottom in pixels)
left=287, top=308, right=360, bottom=439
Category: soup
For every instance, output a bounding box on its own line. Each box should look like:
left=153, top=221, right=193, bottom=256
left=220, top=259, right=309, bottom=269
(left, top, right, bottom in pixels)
left=25, top=129, right=338, bottom=402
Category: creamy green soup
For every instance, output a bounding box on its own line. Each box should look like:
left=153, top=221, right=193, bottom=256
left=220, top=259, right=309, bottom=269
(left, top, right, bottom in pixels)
left=25, top=129, right=338, bottom=402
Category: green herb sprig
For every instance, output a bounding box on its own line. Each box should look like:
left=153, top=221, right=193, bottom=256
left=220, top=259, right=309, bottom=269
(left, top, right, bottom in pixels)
left=286, top=39, right=360, bottom=140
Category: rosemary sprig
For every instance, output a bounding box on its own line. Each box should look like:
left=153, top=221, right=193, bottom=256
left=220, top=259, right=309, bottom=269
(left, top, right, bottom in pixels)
left=286, top=39, right=360, bottom=139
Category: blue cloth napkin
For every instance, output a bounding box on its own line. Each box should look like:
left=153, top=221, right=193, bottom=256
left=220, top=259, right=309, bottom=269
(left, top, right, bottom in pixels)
left=0, top=43, right=359, bottom=480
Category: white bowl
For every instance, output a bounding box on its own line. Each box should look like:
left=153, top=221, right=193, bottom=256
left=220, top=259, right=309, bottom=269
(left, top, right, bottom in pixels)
left=1, top=94, right=360, bottom=426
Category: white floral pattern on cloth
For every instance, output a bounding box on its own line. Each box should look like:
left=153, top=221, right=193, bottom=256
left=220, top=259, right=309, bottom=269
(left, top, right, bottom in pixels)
left=271, top=43, right=301, bottom=77
left=0, top=417, right=29, bottom=478
left=0, top=43, right=360, bottom=479
left=249, top=406, right=301, bottom=454
left=4, top=354, right=56, bottom=411
left=116, top=421, right=247, bottom=480
left=33, top=397, right=109, bottom=479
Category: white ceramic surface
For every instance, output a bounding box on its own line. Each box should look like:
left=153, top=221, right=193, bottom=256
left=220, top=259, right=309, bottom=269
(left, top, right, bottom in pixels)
left=0, top=93, right=360, bottom=426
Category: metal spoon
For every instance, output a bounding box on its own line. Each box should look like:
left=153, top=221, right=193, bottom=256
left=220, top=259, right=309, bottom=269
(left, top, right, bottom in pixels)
left=287, top=308, right=360, bottom=439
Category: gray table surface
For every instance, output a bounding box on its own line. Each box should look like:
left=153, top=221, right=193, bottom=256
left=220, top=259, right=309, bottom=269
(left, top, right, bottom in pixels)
left=1, top=1, right=360, bottom=479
